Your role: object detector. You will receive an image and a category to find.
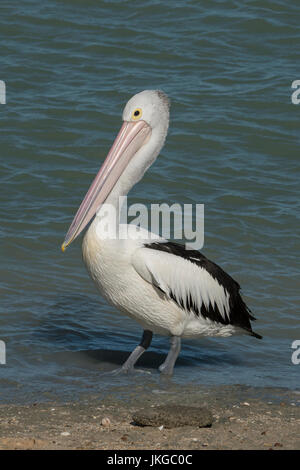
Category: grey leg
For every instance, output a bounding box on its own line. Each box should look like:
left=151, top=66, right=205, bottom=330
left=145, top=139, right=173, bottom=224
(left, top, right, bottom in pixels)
left=122, top=330, right=153, bottom=372
left=159, top=336, right=181, bottom=375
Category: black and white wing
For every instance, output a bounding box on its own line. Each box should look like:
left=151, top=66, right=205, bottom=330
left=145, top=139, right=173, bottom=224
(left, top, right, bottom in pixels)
left=132, top=241, right=262, bottom=338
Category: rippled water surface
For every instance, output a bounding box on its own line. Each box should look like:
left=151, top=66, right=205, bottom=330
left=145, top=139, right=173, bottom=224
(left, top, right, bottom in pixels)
left=0, top=0, right=299, bottom=403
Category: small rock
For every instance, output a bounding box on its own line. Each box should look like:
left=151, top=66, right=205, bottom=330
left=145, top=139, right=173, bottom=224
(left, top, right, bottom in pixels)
left=132, top=405, right=213, bottom=428
left=60, top=432, right=70, bottom=436
left=101, top=417, right=111, bottom=427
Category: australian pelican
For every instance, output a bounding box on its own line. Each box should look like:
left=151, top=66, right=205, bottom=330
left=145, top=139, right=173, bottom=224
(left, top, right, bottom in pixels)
left=62, top=90, right=262, bottom=375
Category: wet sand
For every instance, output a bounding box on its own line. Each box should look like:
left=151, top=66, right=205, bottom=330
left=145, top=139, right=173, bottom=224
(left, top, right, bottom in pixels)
left=0, top=384, right=299, bottom=450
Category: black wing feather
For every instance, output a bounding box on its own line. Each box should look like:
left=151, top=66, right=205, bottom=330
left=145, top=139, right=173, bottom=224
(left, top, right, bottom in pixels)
left=144, top=241, right=262, bottom=339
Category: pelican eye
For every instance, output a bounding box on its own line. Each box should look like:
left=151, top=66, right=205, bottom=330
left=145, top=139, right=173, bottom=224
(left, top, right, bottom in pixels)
left=132, top=108, right=142, bottom=120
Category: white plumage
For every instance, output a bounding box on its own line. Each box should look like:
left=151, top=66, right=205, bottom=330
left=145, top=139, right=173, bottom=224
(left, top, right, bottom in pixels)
left=63, top=90, right=262, bottom=375
left=133, top=248, right=232, bottom=322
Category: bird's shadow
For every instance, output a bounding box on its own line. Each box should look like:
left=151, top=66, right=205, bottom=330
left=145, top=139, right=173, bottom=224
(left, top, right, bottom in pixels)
left=82, top=344, right=242, bottom=372
left=84, top=348, right=190, bottom=369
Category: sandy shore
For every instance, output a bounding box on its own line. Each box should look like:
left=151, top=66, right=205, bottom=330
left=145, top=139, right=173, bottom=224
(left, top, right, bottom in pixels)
left=0, top=385, right=299, bottom=450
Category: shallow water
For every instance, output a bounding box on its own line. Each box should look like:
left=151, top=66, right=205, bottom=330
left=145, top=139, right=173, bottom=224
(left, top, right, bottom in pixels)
left=0, top=0, right=299, bottom=404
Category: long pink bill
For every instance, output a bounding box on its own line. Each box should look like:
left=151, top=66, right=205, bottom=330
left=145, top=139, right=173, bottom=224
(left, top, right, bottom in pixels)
left=62, top=119, right=151, bottom=251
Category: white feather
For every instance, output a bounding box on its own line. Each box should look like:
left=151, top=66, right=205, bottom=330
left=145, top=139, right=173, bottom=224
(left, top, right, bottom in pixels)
left=132, top=247, right=231, bottom=321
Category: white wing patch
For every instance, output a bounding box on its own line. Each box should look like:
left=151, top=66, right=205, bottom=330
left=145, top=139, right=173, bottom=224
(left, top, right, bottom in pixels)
left=132, top=248, right=231, bottom=322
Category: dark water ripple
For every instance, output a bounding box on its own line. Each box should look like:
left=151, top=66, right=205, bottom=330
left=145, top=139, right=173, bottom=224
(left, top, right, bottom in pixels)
left=0, top=0, right=299, bottom=403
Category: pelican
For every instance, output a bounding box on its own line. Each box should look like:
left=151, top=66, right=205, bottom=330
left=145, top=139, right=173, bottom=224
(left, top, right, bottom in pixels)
left=62, top=90, right=262, bottom=375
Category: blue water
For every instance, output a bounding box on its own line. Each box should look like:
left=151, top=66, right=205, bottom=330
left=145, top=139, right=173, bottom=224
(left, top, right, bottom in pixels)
left=0, top=0, right=299, bottom=404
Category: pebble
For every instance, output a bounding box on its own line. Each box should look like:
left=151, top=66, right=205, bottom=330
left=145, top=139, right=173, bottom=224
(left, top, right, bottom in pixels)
left=101, top=417, right=111, bottom=427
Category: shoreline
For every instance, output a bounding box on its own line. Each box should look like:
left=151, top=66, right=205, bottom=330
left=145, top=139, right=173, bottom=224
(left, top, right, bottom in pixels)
left=0, top=384, right=299, bottom=450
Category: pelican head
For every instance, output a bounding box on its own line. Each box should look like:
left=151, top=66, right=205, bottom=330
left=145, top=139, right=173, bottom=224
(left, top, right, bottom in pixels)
left=62, top=90, right=170, bottom=251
